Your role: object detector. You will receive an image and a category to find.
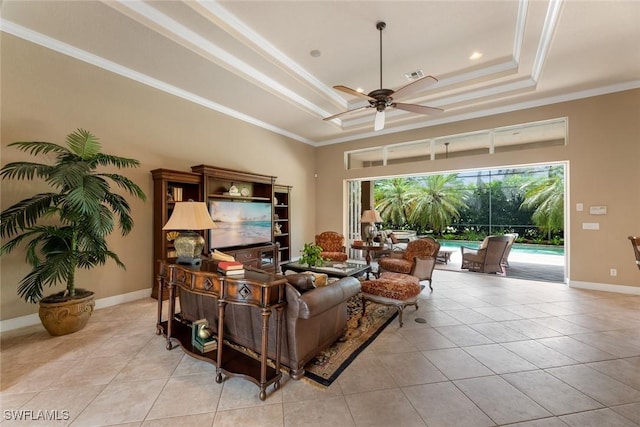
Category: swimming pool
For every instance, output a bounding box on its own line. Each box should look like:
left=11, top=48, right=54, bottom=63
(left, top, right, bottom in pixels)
left=438, top=240, right=564, bottom=256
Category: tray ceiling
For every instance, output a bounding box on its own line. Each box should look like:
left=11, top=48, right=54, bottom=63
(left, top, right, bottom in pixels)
left=2, top=0, right=639, bottom=146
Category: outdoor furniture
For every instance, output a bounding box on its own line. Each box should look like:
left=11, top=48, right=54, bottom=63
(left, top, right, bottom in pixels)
left=629, top=236, right=640, bottom=270
left=460, top=236, right=491, bottom=270
left=436, top=249, right=455, bottom=264
left=377, top=236, right=440, bottom=290
left=315, top=231, right=348, bottom=262
left=501, top=233, right=519, bottom=268
left=461, top=235, right=511, bottom=274
left=360, top=272, right=424, bottom=327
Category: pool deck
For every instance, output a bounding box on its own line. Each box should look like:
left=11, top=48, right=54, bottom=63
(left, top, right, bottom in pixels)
left=435, top=250, right=565, bottom=283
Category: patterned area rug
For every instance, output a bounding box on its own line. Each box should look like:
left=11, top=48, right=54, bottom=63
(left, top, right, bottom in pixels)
left=303, top=295, right=398, bottom=387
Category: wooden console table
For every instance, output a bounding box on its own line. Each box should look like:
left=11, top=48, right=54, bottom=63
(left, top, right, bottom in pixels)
left=156, top=258, right=287, bottom=400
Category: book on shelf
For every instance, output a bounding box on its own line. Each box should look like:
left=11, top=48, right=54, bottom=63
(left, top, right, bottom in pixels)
left=171, top=187, right=183, bottom=202
left=217, top=261, right=244, bottom=270
left=211, top=249, right=234, bottom=262
left=191, top=319, right=217, bottom=353
left=217, top=268, right=245, bottom=276
left=193, top=337, right=217, bottom=353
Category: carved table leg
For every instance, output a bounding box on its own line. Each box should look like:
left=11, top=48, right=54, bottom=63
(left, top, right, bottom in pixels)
left=216, top=300, right=227, bottom=383
left=155, top=272, right=165, bottom=335
left=259, top=307, right=271, bottom=401
left=166, top=281, right=175, bottom=350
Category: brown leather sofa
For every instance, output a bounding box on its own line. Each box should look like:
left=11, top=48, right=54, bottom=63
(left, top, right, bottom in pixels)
left=177, top=274, right=361, bottom=379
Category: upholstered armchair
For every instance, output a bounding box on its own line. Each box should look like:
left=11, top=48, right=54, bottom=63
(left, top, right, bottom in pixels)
left=377, top=236, right=441, bottom=289
left=461, top=235, right=511, bottom=274
left=315, top=231, right=348, bottom=262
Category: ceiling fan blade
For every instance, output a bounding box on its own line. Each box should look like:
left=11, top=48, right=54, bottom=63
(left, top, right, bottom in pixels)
left=392, top=76, right=438, bottom=100
left=374, top=110, right=385, bottom=131
left=393, top=102, right=444, bottom=115
left=333, top=85, right=375, bottom=101
left=323, top=105, right=370, bottom=121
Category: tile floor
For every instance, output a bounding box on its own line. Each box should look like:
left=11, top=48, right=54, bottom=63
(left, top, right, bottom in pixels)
left=1, top=270, right=640, bottom=426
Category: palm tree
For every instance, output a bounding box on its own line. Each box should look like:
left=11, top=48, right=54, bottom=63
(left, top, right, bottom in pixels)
left=406, top=174, right=467, bottom=235
left=520, top=165, right=564, bottom=240
left=374, top=178, right=413, bottom=226
left=0, top=129, right=147, bottom=303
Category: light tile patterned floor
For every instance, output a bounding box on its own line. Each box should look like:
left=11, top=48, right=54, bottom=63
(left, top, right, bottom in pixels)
left=1, top=270, right=639, bottom=426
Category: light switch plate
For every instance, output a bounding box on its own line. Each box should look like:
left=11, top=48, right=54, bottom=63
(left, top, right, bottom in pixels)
left=576, top=203, right=583, bottom=211
left=582, top=222, right=600, bottom=230
left=589, top=206, right=607, bottom=215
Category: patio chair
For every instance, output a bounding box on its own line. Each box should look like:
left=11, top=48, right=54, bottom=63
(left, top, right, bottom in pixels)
left=461, top=235, right=511, bottom=274
left=460, top=236, right=490, bottom=270
left=315, top=231, right=348, bottom=262
left=377, top=236, right=440, bottom=290
left=501, top=233, right=519, bottom=268
left=629, top=236, right=640, bottom=270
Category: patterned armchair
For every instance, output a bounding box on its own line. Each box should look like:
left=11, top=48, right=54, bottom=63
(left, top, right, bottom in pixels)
left=315, top=231, right=348, bottom=262
left=377, top=237, right=440, bottom=289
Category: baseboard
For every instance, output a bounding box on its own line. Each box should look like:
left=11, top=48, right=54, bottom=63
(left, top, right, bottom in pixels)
left=0, top=288, right=151, bottom=333
left=569, top=280, right=640, bottom=295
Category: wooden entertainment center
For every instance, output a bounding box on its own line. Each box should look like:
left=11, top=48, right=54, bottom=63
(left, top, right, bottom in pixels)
left=151, top=165, right=291, bottom=299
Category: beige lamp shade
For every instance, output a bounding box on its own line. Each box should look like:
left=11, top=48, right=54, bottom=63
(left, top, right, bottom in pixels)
left=360, top=209, right=382, bottom=223
left=163, top=202, right=216, bottom=265
left=163, top=202, right=217, bottom=231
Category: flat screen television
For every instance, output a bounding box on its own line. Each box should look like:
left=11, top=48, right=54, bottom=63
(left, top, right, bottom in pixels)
left=208, top=200, right=272, bottom=249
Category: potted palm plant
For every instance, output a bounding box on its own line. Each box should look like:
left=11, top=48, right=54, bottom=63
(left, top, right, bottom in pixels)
left=0, top=129, right=146, bottom=335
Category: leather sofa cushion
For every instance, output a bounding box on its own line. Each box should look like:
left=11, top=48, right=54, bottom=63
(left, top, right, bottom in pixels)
left=283, top=272, right=316, bottom=293
left=296, top=276, right=361, bottom=319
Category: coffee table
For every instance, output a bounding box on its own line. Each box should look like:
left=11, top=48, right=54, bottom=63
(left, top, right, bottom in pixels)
left=282, top=261, right=371, bottom=279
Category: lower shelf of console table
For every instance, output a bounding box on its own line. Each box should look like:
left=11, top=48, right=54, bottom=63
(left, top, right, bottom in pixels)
left=156, top=259, right=287, bottom=401
left=158, top=318, right=281, bottom=394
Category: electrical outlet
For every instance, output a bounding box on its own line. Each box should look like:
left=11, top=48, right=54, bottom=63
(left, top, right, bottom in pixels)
left=610, top=268, right=617, bottom=277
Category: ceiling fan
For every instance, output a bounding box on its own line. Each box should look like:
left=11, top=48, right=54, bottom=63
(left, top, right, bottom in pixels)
left=324, top=21, right=443, bottom=131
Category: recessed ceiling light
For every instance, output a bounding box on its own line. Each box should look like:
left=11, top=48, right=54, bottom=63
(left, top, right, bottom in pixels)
left=310, top=49, right=321, bottom=58
left=469, top=51, right=483, bottom=60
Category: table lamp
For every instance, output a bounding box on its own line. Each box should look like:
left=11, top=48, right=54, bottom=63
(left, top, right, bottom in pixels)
left=361, top=209, right=382, bottom=244
left=163, top=201, right=217, bottom=265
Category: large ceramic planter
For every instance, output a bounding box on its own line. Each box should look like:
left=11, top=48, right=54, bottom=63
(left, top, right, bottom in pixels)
left=38, top=289, right=95, bottom=336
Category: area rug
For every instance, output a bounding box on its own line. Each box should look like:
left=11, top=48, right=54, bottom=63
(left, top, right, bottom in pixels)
left=303, top=296, right=398, bottom=387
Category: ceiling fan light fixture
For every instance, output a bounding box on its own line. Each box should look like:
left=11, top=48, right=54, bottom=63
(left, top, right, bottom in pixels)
left=374, top=110, right=385, bottom=131
left=323, top=21, right=443, bottom=131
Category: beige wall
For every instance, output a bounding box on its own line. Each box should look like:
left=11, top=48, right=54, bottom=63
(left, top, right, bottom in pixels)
left=1, top=34, right=316, bottom=320
left=317, top=90, right=640, bottom=290
left=2, top=33, right=639, bottom=322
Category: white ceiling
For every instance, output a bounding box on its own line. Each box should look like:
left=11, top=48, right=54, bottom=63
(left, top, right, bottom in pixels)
left=2, top=0, right=639, bottom=146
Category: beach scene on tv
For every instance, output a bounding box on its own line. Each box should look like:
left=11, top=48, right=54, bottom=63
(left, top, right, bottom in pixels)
left=208, top=201, right=272, bottom=248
